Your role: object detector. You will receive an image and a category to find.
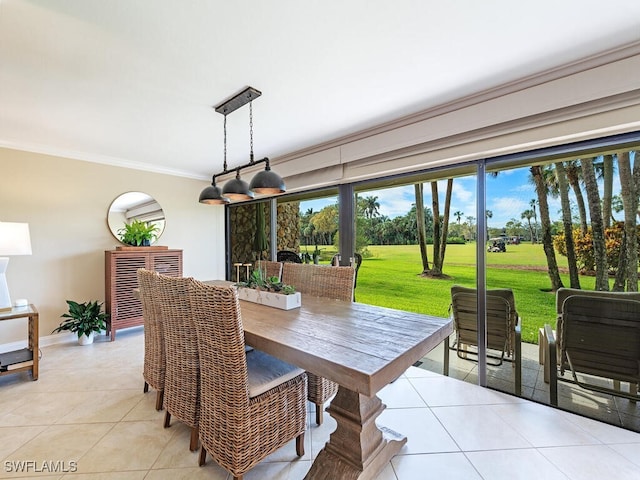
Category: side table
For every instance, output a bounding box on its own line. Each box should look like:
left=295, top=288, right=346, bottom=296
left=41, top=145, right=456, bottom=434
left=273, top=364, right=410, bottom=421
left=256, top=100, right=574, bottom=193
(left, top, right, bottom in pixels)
left=0, top=305, right=39, bottom=381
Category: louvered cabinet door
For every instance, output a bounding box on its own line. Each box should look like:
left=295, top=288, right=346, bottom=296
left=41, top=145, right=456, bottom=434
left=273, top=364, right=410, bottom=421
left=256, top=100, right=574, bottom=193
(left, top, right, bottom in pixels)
left=149, top=250, right=182, bottom=277
left=105, top=249, right=182, bottom=341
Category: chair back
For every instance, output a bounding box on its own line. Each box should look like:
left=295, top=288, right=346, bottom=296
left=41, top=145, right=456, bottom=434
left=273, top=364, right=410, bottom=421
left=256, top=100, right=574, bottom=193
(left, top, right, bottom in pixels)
left=138, top=268, right=164, bottom=391
left=559, top=294, right=640, bottom=382
left=254, top=260, right=282, bottom=281
left=190, top=281, right=252, bottom=460
left=450, top=285, right=517, bottom=356
left=277, top=250, right=302, bottom=263
left=282, top=262, right=355, bottom=301
left=156, top=274, right=200, bottom=428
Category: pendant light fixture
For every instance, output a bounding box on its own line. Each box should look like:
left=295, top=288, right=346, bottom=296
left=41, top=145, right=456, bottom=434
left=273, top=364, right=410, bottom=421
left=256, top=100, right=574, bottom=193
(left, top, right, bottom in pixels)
left=199, top=86, right=286, bottom=205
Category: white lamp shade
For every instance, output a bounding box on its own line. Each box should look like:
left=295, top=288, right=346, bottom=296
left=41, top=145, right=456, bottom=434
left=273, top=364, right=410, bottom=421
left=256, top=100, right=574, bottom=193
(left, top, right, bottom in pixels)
left=0, top=222, right=32, bottom=255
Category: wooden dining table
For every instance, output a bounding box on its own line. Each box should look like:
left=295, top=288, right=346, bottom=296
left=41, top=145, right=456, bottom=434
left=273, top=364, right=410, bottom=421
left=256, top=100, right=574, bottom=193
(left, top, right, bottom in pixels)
left=237, top=294, right=452, bottom=480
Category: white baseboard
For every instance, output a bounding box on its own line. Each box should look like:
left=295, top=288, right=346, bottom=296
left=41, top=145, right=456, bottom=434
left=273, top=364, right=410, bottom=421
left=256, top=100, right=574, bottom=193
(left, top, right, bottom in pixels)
left=0, top=331, right=103, bottom=354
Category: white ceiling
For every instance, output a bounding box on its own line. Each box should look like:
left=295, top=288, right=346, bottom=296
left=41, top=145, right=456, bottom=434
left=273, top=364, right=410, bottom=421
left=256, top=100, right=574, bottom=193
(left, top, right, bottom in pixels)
left=2, top=0, right=640, bottom=180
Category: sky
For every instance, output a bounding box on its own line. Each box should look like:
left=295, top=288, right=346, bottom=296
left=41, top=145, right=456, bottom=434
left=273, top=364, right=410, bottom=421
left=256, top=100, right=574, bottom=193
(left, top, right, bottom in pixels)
left=300, top=164, right=621, bottom=229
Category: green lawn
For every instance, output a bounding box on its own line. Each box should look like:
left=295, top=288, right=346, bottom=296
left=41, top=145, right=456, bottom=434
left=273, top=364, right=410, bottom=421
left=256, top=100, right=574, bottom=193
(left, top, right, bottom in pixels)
left=356, top=243, right=602, bottom=344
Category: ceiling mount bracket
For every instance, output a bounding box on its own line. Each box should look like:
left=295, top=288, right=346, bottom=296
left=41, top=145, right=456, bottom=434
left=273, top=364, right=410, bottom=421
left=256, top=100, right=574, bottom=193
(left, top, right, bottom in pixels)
left=214, top=86, right=262, bottom=116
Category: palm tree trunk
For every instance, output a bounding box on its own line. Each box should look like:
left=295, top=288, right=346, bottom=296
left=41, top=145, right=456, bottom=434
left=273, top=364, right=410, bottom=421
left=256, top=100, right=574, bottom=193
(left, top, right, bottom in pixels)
left=431, top=182, right=442, bottom=275
left=439, top=179, right=453, bottom=266
left=565, top=162, right=588, bottom=234
left=602, top=154, right=614, bottom=228
left=414, top=183, right=430, bottom=272
left=581, top=158, right=609, bottom=291
left=555, top=162, right=580, bottom=288
left=531, top=165, right=564, bottom=291
left=617, top=151, right=638, bottom=291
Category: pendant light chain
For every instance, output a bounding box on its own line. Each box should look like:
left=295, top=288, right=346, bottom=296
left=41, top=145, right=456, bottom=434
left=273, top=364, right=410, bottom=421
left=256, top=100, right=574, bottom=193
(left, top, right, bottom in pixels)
left=223, top=114, right=228, bottom=171
left=249, top=100, right=254, bottom=162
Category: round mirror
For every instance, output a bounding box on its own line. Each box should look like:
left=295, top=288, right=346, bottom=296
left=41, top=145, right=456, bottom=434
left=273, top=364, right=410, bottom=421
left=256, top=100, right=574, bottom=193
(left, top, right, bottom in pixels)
left=107, top=192, right=166, bottom=245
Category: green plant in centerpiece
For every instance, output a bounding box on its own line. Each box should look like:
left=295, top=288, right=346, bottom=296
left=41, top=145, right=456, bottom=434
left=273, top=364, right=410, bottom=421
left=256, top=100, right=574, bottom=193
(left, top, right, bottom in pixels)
left=52, top=300, right=109, bottom=339
left=238, top=269, right=296, bottom=295
left=117, top=219, right=159, bottom=246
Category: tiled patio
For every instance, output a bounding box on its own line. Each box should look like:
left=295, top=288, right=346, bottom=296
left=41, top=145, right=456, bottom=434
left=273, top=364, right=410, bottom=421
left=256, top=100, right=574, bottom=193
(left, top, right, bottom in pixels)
left=0, top=328, right=638, bottom=479
left=421, top=339, right=640, bottom=433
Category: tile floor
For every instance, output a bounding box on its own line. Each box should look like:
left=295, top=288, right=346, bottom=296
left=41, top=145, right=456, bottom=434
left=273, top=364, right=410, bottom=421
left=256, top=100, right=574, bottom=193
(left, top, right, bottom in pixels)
left=421, top=339, right=640, bottom=432
left=0, top=328, right=638, bottom=479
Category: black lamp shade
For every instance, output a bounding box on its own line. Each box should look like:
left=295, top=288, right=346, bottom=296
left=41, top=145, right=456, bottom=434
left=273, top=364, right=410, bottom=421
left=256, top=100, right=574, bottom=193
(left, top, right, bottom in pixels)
left=249, top=169, right=286, bottom=194
left=199, top=185, right=230, bottom=205
left=222, top=177, right=254, bottom=200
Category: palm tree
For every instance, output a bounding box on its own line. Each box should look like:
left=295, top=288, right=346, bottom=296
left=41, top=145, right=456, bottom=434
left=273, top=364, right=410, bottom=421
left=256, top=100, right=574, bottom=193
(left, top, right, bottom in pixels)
left=418, top=178, right=453, bottom=276
left=362, top=196, right=380, bottom=219
left=529, top=199, right=539, bottom=242
left=530, top=165, right=563, bottom=291
left=521, top=209, right=535, bottom=242
left=414, top=184, right=430, bottom=272
left=617, top=150, right=638, bottom=291
left=602, top=154, right=614, bottom=228
left=564, top=161, right=588, bottom=234
left=454, top=211, right=464, bottom=224
left=581, top=157, right=608, bottom=290
left=554, top=162, right=580, bottom=288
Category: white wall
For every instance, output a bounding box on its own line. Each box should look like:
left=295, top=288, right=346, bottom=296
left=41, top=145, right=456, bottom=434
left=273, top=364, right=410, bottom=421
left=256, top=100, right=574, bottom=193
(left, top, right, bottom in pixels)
left=0, top=148, right=225, bottom=344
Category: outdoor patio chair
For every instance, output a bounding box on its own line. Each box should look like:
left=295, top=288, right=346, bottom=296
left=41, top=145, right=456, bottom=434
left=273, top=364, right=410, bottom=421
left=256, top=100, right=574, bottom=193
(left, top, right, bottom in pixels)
left=450, top=285, right=522, bottom=395
left=156, top=273, right=200, bottom=451
left=277, top=250, right=302, bottom=263
left=190, top=280, right=307, bottom=479
left=544, top=288, right=640, bottom=406
left=282, top=262, right=356, bottom=424
left=138, top=268, right=165, bottom=411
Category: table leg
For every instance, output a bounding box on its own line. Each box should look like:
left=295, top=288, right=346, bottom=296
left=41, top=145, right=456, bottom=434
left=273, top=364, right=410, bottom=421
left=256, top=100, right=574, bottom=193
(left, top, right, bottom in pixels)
left=304, top=386, right=406, bottom=480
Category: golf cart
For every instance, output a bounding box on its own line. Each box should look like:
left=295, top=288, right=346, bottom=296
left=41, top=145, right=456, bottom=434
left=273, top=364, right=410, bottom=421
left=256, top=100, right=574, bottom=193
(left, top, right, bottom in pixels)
left=487, top=237, right=506, bottom=252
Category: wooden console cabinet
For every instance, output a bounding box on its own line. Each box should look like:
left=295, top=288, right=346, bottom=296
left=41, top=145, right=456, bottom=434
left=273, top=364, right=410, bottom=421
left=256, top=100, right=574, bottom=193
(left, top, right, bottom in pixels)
left=105, top=248, right=182, bottom=341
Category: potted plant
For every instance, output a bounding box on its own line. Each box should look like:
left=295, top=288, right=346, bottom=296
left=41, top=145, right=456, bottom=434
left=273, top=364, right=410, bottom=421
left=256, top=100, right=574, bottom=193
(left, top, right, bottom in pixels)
left=52, top=300, right=109, bottom=345
left=236, top=269, right=300, bottom=310
left=117, top=219, right=159, bottom=246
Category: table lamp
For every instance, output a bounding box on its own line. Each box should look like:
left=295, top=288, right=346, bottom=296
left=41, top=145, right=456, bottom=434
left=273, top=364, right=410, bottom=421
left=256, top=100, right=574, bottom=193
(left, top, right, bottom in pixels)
left=0, top=222, right=32, bottom=311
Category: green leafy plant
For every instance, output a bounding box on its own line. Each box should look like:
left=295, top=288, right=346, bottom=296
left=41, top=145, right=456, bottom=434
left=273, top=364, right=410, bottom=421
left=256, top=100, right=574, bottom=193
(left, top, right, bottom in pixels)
left=237, top=269, right=296, bottom=295
left=117, top=219, right=159, bottom=246
left=52, top=300, right=109, bottom=338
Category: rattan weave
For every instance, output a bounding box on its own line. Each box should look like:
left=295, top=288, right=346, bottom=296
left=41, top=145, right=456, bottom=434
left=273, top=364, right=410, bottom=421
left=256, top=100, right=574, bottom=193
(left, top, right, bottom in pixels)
left=138, top=269, right=165, bottom=411
left=189, top=279, right=307, bottom=479
left=253, top=260, right=282, bottom=280
left=281, top=262, right=355, bottom=424
left=156, top=274, right=200, bottom=450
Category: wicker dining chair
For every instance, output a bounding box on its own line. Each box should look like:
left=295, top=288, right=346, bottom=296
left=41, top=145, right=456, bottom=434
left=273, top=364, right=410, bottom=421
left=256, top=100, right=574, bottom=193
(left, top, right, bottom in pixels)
left=281, top=262, right=355, bottom=425
left=189, top=280, right=307, bottom=479
left=155, top=274, right=200, bottom=451
left=138, top=268, right=165, bottom=411
left=330, top=253, right=362, bottom=301
left=253, top=260, right=282, bottom=281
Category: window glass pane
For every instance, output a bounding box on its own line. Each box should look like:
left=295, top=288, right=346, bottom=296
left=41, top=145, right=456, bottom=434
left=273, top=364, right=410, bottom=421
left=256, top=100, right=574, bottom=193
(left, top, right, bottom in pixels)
left=485, top=146, right=640, bottom=432
left=276, top=190, right=339, bottom=264
left=355, top=172, right=477, bottom=376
